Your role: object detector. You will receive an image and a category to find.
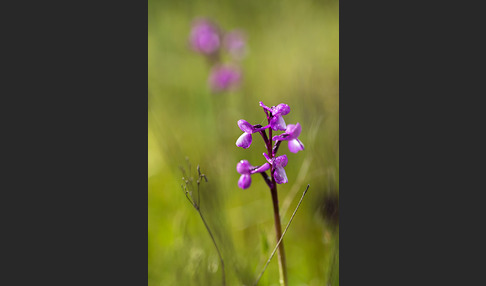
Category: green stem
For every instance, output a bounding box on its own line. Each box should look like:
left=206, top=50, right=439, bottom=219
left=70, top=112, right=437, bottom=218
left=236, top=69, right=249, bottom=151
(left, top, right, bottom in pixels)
left=198, top=210, right=226, bottom=286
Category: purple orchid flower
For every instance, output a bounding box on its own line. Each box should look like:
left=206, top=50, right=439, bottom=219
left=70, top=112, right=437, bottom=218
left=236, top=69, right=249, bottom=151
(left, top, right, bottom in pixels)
left=235, top=120, right=268, bottom=149
left=235, top=102, right=303, bottom=189
left=263, top=153, right=289, bottom=184
left=208, top=65, right=241, bottom=92
left=234, top=102, right=304, bottom=283
left=259, top=102, right=290, bottom=131
left=236, top=160, right=271, bottom=189
left=223, top=30, right=246, bottom=60
left=189, top=19, right=221, bottom=55
left=272, top=123, right=305, bottom=153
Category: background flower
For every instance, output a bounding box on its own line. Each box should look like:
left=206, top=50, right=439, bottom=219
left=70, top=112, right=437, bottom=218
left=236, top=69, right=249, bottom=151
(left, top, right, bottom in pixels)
left=189, top=19, right=221, bottom=55
left=223, top=30, right=247, bottom=60
left=208, top=65, right=241, bottom=92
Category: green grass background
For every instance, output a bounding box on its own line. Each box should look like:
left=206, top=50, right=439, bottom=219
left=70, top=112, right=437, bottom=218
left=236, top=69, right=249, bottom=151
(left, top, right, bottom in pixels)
left=148, top=0, right=339, bottom=285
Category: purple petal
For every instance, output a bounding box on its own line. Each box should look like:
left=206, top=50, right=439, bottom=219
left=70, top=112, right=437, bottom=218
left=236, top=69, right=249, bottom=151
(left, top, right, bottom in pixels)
left=252, top=124, right=270, bottom=133
left=274, top=165, right=288, bottom=184
left=251, top=162, right=271, bottom=174
left=236, top=132, right=252, bottom=149
left=285, top=123, right=301, bottom=140
left=259, top=101, right=272, bottom=112
left=274, top=154, right=288, bottom=167
left=270, top=115, right=287, bottom=131
left=272, top=103, right=290, bottom=116
left=238, top=119, right=254, bottom=133
left=238, top=174, right=252, bottom=189
left=288, top=139, right=305, bottom=153
left=236, top=160, right=252, bottom=174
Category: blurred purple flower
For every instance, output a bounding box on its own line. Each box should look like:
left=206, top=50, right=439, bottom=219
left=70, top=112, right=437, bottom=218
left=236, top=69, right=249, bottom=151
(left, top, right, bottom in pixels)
left=259, top=102, right=291, bottom=131
left=190, top=19, right=221, bottom=55
left=236, top=160, right=271, bottom=189
left=223, top=30, right=247, bottom=60
left=208, top=65, right=241, bottom=92
left=263, top=153, right=289, bottom=184
left=273, top=123, right=305, bottom=153
left=236, top=120, right=268, bottom=149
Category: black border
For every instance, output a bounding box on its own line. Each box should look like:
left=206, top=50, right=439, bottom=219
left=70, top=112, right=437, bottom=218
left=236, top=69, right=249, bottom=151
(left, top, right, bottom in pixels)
left=7, top=0, right=148, bottom=284
left=341, top=0, right=483, bottom=285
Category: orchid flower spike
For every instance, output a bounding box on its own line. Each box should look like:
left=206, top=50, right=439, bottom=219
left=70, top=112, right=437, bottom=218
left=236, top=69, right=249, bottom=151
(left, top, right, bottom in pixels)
left=236, top=160, right=271, bottom=189
left=236, top=119, right=268, bottom=149
left=272, top=123, right=305, bottom=153
left=259, top=102, right=290, bottom=131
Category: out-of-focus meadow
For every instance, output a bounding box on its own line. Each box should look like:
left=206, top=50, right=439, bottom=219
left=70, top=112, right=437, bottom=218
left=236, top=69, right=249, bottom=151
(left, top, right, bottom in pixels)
left=148, top=0, right=339, bottom=285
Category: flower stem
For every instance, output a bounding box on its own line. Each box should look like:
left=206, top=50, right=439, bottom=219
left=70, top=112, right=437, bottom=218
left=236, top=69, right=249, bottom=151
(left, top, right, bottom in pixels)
left=265, top=127, right=288, bottom=286
left=254, top=185, right=309, bottom=286
left=269, top=178, right=288, bottom=286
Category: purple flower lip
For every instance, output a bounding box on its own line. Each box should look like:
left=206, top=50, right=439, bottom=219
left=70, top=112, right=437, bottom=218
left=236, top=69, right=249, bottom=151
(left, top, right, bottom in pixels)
left=272, top=123, right=305, bottom=153
left=269, top=115, right=286, bottom=131
left=189, top=19, right=221, bottom=55
left=236, top=160, right=271, bottom=189
left=236, top=132, right=252, bottom=149
left=263, top=154, right=289, bottom=184
left=208, top=65, right=241, bottom=92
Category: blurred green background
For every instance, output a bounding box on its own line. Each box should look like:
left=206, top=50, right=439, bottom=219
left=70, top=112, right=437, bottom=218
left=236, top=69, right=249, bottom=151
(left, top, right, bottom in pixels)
left=148, top=0, right=339, bottom=285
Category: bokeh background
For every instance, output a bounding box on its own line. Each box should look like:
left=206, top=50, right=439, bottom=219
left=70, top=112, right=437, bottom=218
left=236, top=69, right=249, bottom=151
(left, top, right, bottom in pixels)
left=148, top=0, right=339, bottom=285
